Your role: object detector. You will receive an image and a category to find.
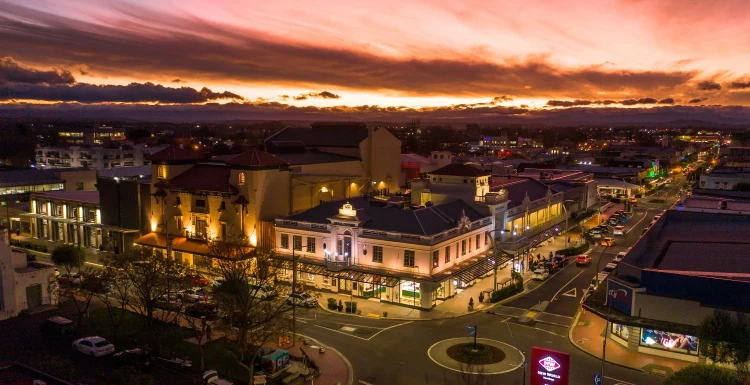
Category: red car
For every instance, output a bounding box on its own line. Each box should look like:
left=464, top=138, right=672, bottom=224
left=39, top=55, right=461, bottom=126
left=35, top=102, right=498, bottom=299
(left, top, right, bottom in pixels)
left=185, top=273, right=210, bottom=286
left=575, top=255, right=592, bottom=266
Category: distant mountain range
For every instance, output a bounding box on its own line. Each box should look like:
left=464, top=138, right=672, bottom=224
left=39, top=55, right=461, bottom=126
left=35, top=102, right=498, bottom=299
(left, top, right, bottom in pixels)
left=1, top=103, right=750, bottom=127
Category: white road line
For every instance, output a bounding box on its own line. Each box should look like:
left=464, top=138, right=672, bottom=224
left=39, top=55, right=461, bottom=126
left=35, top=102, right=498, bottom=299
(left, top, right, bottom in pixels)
left=506, top=321, right=566, bottom=338
left=604, top=377, right=635, bottom=385
left=551, top=270, right=585, bottom=301
left=367, top=321, right=412, bottom=340
left=312, top=324, right=371, bottom=341
left=358, top=380, right=374, bottom=385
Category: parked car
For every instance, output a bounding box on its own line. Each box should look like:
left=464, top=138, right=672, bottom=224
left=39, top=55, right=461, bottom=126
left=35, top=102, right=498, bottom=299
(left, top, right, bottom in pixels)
left=72, top=336, right=115, bottom=357
left=553, top=255, right=568, bottom=267
left=602, top=262, right=618, bottom=275
left=575, top=255, right=592, bottom=266
left=41, top=316, right=77, bottom=339
left=185, top=272, right=210, bottom=287
left=113, top=347, right=155, bottom=371
left=613, top=252, right=627, bottom=263
left=286, top=292, right=318, bottom=308
left=600, top=237, right=615, bottom=246
left=595, top=225, right=610, bottom=233
left=81, top=276, right=112, bottom=294
left=154, top=295, right=182, bottom=311
left=186, top=302, right=220, bottom=319
left=178, top=288, right=208, bottom=303
left=249, top=283, right=278, bottom=299
left=543, top=260, right=559, bottom=274
left=58, top=273, right=82, bottom=287
left=532, top=269, right=549, bottom=281
left=613, top=226, right=625, bottom=236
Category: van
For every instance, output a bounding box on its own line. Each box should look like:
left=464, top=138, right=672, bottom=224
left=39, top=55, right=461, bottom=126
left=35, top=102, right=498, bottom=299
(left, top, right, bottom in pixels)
left=41, top=316, right=77, bottom=339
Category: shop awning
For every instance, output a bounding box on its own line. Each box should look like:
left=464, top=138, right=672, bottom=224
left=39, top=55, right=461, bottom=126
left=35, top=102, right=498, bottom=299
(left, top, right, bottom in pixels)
left=134, top=232, right=255, bottom=259
left=272, top=253, right=401, bottom=287
left=88, top=223, right=140, bottom=233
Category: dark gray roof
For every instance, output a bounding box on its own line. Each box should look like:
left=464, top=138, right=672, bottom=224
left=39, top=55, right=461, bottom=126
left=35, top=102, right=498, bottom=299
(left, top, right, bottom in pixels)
left=273, top=151, right=360, bottom=165
left=266, top=125, right=369, bottom=148
left=491, top=177, right=551, bottom=208
left=0, top=170, right=61, bottom=187
left=286, top=197, right=489, bottom=236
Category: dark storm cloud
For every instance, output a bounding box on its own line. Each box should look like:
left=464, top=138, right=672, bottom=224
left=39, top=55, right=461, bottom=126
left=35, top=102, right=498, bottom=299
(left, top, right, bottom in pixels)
left=697, top=80, right=721, bottom=91
left=636, top=98, right=658, bottom=104
left=292, top=91, right=341, bottom=101
left=0, top=82, right=243, bottom=103
left=0, top=57, right=75, bottom=85
left=0, top=4, right=698, bottom=98
left=619, top=99, right=639, bottom=106
left=730, top=81, right=750, bottom=89
left=492, top=96, right=513, bottom=103
left=172, top=79, right=185, bottom=83
left=689, top=97, right=708, bottom=103
left=546, top=100, right=593, bottom=107
left=658, top=98, right=675, bottom=104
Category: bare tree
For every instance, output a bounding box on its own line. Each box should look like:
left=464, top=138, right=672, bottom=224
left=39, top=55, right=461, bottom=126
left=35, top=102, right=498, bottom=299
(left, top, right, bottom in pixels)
left=97, top=253, right=136, bottom=337
left=107, top=247, right=188, bottom=351
left=209, top=240, right=292, bottom=384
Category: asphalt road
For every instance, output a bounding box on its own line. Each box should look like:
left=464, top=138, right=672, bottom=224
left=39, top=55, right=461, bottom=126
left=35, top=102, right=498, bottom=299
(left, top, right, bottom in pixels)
left=298, top=180, right=685, bottom=385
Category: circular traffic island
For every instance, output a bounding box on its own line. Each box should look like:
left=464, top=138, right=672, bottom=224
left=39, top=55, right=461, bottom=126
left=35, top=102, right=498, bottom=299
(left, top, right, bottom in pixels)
left=428, top=337, right=524, bottom=375
left=445, top=343, right=506, bottom=365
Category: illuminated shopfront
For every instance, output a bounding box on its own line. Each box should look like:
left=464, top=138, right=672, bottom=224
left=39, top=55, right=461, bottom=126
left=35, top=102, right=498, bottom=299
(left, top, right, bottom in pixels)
left=399, top=281, right=420, bottom=306
left=640, top=328, right=698, bottom=356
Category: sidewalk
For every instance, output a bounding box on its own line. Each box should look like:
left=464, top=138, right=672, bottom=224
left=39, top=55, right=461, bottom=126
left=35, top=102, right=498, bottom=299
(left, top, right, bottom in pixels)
left=570, top=310, right=692, bottom=376
left=263, top=336, right=351, bottom=385
left=316, top=234, right=578, bottom=320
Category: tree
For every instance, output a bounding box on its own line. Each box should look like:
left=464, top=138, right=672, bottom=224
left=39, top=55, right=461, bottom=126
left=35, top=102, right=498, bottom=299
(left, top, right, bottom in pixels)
left=51, top=244, right=83, bottom=274
left=97, top=254, right=136, bottom=337
left=663, top=364, right=742, bottom=385
left=209, top=240, right=292, bottom=384
left=698, top=310, right=750, bottom=375
left=108, top=247, right=189, bottom=350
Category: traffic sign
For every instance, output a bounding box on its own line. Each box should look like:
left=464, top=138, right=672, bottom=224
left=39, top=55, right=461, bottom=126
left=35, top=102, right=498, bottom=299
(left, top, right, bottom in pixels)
left=594, top=374, right=602, bottom=385
left=465, top=325, right=476, bottom=336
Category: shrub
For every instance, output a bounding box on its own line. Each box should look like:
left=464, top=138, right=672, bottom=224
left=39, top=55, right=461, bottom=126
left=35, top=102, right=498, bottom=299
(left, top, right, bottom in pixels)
left=327, top=298, right=337, bottom=310
left=382, top=311, right=388, bottom=317
left=344, top=301, right=357, bottom=313
left=490, top=277, right=524, bottom=303
left=663, top=364, right=742, bottom=385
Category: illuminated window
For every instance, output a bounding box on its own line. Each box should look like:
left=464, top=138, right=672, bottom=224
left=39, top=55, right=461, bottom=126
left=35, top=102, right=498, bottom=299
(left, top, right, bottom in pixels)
left=157, top=166, right=165, bottom=179
left=238, top=172, right=245, bottom=186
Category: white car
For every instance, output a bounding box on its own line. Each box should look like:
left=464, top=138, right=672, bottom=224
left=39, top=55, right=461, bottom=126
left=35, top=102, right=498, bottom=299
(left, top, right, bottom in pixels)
left=613, top=226, right=625, bottom=236
left=614, top=252, right=627, bottom=263
left=72, top=336, right=115, bottom=357
left=532, top=269, right=549, bottom=281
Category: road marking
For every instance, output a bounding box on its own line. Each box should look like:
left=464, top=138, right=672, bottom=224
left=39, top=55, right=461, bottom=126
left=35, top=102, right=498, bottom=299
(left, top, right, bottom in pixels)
left=358, top=381, right=374, bottom=385
left=340, top=326, right=356, bottom=332
left=604, top=377, right=635, bottom=385
left=561, top=288, right=577, bottom=298
left=507, top=321, right=566, bottom=338
left=551, top=270, right=585, bottom=301
left=367, top=321, right=412, bottom=340
left=311, top=321, right=411, bottom=341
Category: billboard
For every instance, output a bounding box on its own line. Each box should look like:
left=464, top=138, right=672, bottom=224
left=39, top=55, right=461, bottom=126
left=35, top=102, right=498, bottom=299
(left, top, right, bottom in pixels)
left=606, top=279, right=634, bottom=316
left=530, top=346, right=570, bottom=385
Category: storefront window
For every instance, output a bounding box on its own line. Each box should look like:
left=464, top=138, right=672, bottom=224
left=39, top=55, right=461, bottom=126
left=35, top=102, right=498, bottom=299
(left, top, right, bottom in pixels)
left=611, top=323, right=629, bottom=340
left=400, top=281, right=420, bottom=306
left=640, top=328, right=698, bottom=356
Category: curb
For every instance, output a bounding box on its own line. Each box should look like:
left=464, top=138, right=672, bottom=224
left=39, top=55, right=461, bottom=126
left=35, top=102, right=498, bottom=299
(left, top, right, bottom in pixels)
left=297, top=332, right=354, bottom=385
left=567, top=309, right=664, bottom=376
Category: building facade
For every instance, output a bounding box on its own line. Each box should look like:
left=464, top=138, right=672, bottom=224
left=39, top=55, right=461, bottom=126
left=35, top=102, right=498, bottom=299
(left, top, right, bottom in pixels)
left=0, top=228, right=57, bottom=320
left=36, top=143, right=166, bottom=169
left=273, top=198, right=494, bottom=309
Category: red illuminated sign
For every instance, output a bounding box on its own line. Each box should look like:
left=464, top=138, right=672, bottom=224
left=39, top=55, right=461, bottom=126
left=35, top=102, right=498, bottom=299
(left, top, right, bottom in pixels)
left=530, top=346, right=570, bottom=385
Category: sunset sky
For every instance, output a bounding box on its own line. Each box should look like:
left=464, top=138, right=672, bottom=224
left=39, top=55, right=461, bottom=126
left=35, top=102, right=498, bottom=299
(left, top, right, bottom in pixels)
left=2, top=0, right=750, bottom=120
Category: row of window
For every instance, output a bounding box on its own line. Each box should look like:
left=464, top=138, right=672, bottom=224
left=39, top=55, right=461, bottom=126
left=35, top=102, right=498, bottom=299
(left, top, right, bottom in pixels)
left=279, top=232, right=488, bottom=269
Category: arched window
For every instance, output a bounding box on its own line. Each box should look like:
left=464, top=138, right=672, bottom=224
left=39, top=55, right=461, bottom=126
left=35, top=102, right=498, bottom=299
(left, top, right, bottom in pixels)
left=238, top=172, right=246, bottom=186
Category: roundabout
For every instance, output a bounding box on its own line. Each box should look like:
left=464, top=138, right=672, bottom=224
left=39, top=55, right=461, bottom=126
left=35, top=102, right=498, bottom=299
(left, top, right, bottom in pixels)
left=427, top=337, right=525, bottom=375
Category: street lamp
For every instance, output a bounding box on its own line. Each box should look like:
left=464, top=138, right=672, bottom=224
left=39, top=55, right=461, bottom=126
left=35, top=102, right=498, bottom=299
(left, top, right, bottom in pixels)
left=486, top=311, right=526, bottom=385
left=486, top=229, right=508, bottom=291
left=560, top=199, right=575, bottom=249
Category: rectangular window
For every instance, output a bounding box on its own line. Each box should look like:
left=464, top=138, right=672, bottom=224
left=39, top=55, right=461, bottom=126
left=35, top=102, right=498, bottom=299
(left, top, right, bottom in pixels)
left=297, top=270, right=302, bottom=280
left=461, top=240, right=466, bottom=255
left=293, top=235, right=302, bottom=251
left=308, top=273, right=315, bottom=282
left=456, top=243, right=459, bottom=258
left=404, top=250, right=415, bottom=267
left=337, top=239, right=343, bottom=256
left=485, top=232, right=488, bottom=246
left=280, top=234, right=289, bottom=249
left=75, top=181, right=84, bottom=191
left=220, top=223, right=227, bottom=239
left=323, top=276, right=329, bottom=285
left=307, top=237, right=316, bottom=253
left=372, top=246, right=383, bottom=263
left=469, top=238, right=472, bottom=252
left=476, top=234, right=480, bottom=249
left=195, top=218, right=207, bottom=237
left=195, top=199, right=206, bottom=209
left=432, top=250, right=439, bottom=268
left=157, top=166, right=164, bottom=179
left=445, top=246, right=450, bottom=263
left=175, top=217, right=183, bottom=231
left=279, top=269, right=289, bottom=277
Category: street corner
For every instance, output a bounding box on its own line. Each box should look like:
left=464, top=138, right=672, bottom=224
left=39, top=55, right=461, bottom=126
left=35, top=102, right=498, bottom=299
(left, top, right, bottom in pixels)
left=296, top=335, right=354, bottom=385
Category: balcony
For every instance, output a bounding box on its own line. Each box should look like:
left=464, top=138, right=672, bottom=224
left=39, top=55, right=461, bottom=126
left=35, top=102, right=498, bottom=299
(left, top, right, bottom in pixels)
left=325, top=257, right=356, bottom=272
left=496, top=214, right=570, bottom=252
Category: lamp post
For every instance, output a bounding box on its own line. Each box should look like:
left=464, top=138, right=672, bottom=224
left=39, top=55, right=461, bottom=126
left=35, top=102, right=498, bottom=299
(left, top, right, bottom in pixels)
left=485, top=311, right=526, bottom=385
left=595, top=245, right=609, bottom=287
left=486, top=228, right=507, bottom=291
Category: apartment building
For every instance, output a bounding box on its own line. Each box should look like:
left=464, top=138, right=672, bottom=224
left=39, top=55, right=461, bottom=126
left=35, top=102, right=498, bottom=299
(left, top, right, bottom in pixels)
left=36, top=143, right=167, bottom=169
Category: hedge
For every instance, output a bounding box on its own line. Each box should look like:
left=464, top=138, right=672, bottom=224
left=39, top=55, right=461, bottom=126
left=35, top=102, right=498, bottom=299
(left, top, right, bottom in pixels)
left=490, top=277, right=524, bottom=303
left=555, top=242, right=589, bottom=256
left=10, top=239, right=48, bottom=253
